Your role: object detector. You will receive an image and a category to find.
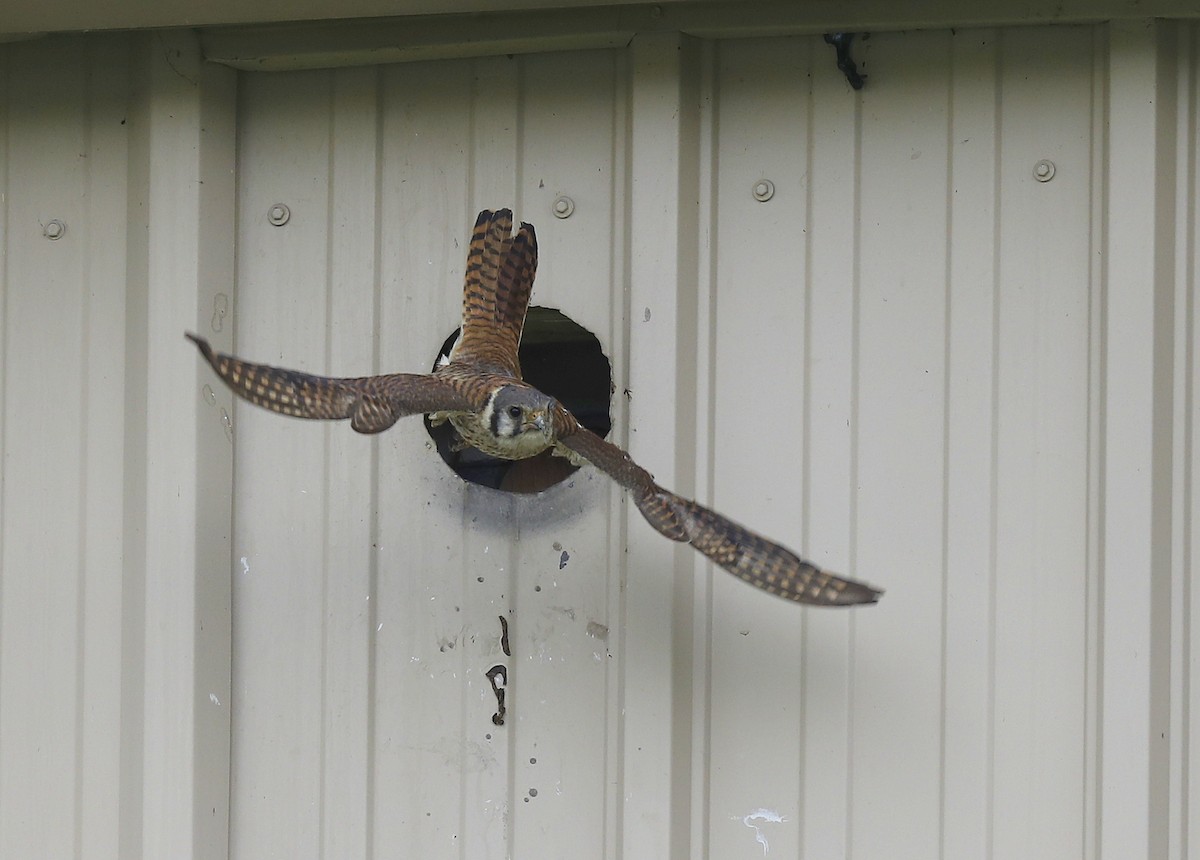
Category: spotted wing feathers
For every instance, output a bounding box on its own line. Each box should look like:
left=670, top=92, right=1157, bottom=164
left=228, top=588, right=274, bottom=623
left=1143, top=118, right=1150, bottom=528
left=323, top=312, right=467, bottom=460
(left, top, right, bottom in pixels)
left=187, top=333, right=474, bottom=434
left=556, top=422, right=882, bottom=606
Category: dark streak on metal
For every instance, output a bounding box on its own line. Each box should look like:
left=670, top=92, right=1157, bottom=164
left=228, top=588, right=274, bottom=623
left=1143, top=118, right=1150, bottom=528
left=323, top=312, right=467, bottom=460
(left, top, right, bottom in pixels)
left=485, top=664, right=507, bottom=725
left=499, top=615, right=511, bottom=657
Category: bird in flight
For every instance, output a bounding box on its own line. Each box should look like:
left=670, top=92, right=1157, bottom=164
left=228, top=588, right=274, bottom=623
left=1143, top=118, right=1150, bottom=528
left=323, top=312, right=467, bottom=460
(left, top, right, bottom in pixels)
left=188, top=209, right=882, bottom=606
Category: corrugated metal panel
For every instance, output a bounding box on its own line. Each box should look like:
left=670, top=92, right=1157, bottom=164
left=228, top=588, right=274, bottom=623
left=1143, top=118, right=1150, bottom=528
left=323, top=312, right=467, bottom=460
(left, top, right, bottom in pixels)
left=0, top=35, right=133, bottom=860
left=0, top=32, right=237, bottom=860
left=229, top=51, right=626, bottom=858
left=703, top=29, right=1098, bottom=858
left=223, top=28, right=1107, bottom=858
left=0, top=20, right=1195, bottom=860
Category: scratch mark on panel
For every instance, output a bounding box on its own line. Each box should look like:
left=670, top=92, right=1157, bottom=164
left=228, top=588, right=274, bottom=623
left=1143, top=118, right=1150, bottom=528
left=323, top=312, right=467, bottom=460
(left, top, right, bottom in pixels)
left=409, top=738, right=498, bottom=773
left=739, top=808, right=785, bottom=855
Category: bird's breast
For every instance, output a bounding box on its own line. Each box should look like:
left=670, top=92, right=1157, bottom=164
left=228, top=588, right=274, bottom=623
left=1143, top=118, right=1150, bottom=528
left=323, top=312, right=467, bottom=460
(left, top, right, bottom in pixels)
left=448, top=412, right=552, bottom=460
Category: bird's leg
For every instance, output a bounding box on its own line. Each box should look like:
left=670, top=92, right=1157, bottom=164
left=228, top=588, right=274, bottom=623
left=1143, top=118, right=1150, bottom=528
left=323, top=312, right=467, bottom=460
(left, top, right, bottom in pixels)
left=550, top=443, right=589, bottom=468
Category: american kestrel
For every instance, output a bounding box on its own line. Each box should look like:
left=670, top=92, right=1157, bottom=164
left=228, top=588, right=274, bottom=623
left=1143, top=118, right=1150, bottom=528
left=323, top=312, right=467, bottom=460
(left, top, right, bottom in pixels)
left=188, top=209, right=882, bottom=606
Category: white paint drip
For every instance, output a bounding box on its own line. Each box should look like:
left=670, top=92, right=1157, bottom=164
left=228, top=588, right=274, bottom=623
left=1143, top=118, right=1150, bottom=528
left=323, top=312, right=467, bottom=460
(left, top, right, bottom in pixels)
left=239, top=556, right=249, bottom=575
left=740, top=808, right=785, bottom=855
left=209, top=693, right=221, bottom=707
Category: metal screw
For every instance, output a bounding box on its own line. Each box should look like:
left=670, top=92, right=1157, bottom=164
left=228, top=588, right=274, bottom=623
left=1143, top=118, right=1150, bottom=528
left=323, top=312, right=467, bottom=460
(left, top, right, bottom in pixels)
left=43, top=219, right=66, bottom=240
left=267, top=203, right=291, bottom=226
left=752, top=180, right=775, bottom=202
left=1033, top=160, right=1055, bottom=182
left=552, top=196, right=575, bottom=219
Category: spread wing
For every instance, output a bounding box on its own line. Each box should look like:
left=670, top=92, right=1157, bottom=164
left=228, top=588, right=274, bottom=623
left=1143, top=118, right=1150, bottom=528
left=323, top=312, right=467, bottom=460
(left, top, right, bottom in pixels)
left=187, top=333, right=476, bottom=434
left=450, top=208, right=538, bottom=377
left=554, top=412, right=882, bottom=606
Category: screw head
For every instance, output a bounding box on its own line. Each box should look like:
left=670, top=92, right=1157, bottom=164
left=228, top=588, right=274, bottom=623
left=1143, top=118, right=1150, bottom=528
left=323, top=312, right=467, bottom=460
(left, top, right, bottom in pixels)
left=752, top=180, right=775, bottom=202
left=1033, top=160, right=1056, bottom=182
left=43, top=219, right=66, bottom=240
left=552, top=196, right=575, bottom=219
left=267, top=203, right=291, bottom=226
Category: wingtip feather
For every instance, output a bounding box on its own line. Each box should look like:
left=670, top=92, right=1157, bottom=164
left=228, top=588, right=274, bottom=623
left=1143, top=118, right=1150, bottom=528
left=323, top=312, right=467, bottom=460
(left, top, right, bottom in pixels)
left=829, top=577, right=885, bottom=606
left=185, top=331, right=215, bottom=363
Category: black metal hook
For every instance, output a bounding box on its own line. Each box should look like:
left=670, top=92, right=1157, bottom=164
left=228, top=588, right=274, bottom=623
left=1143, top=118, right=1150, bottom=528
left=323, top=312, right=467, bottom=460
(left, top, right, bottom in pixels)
left=824, top=32, right=866, bottom=90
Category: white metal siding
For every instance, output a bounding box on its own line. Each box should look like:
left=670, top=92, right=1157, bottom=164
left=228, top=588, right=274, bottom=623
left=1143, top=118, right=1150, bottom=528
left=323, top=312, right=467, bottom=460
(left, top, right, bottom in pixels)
left=230, top=51, right=626, bottom=858
left=0, top=32, right=237, bottom=859
left=0, top=36, right=133, bottom=860
left=0, top=20, right=1195, bottom=860
left=703, top=29, right=1096, bottom=858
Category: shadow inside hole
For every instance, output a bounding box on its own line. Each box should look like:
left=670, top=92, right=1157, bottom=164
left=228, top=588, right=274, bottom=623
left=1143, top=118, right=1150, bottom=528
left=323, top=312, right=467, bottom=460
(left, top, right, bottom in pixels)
left=424, top=306, right=613, bottom=494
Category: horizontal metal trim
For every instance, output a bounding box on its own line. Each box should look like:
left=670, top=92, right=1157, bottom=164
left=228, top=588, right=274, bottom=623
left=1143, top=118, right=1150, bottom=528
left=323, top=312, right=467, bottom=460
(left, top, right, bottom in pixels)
left=199, top=0, right=1200, bottom=72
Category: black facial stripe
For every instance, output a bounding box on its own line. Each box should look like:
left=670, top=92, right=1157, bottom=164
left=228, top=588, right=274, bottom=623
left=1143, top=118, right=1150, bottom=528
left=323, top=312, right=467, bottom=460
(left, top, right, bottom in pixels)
left=490, top=402, right=505, bottom=437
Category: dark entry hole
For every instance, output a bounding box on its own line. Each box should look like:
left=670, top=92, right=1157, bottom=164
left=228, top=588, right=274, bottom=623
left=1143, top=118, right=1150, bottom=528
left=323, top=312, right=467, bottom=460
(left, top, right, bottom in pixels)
left=424, top=306, right=612, bottom=494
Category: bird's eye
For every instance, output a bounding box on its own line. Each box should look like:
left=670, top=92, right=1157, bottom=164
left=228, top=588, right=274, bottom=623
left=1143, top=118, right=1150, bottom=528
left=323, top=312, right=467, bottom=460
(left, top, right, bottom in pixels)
left=508, top=405, right=522, bottom=419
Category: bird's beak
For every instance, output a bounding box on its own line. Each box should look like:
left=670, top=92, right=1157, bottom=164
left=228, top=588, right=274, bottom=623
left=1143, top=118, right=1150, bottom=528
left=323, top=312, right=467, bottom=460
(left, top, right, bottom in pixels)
left=527, top=411, right=548, bottom=433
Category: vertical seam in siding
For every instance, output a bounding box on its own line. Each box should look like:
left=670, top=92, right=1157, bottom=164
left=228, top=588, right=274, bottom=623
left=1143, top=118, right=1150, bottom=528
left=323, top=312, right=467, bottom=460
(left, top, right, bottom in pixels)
left=1179, top=217, right=1195, bottom=847
left=1183, top=25, right=1198, bottom=860
left=695, top=37, right=719, bottom=860
left=1084, top=23, right=1099, bottom=854
left=74, top=38, right=93, bottom=860
left=845, top=79, right=863, bottom=860
left=1166, top=21, right=1195, bottom=858
left=1091, top=22, right=1113, bottom=860
left=937, top=29, right=954, bottom=860
left=799, top=33, right=816, bottom=857
left=605, top=47, right=623, bottom=860
left=364, top=61, right=385, bottom=860
left=460, top=61, right=474, bottom=860
left=985, top=28, right=1004, bottom=860
left=612, top=42, right=633, bottom=860
left=318, top=67, right=335, bottom=860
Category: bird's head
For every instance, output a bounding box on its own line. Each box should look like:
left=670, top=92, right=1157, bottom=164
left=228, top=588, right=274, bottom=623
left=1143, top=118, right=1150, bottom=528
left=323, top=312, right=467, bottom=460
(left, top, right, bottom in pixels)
left=486, top=384, right=556, bottom=441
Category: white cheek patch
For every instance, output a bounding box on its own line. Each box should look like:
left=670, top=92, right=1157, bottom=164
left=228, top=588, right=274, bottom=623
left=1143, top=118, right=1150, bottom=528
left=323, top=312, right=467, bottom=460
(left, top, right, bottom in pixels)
left=480, top=395, right=497, bottom=434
